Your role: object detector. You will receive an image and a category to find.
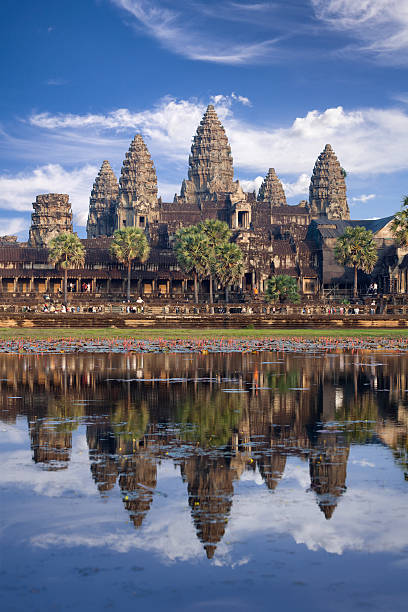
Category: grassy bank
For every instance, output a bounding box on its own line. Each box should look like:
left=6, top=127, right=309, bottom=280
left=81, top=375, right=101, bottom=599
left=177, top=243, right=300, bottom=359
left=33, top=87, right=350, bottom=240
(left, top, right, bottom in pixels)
left=1, top=327, right=408, bottom=340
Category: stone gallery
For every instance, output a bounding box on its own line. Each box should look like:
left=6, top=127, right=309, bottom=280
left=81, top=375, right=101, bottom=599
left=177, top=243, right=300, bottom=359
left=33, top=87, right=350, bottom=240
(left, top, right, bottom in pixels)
left=0, top=105, right=404, bottom=300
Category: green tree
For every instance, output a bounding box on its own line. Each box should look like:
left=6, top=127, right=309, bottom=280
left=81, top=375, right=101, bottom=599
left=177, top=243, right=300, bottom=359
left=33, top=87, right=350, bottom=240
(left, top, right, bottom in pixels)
left=214, top=242, right=244, bottom=303
left=174, top=225, right=208, bottom=304
left=335, top=226, right=377, bottom=297
left=391, top=195, right=408, bottom=246
left=48, top=232, right=85, bottom=306
left=265, top=274, right=300, bottom=304
left=110, top=227, right=150, bottom=301
left=198, top=219, right=232, bottom=303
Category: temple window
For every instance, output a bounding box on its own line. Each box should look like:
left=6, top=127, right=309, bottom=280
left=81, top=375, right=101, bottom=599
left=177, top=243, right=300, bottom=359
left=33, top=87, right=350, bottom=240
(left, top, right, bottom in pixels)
left=238, top=210, right=249, bottom=228
left=139, top=216, right=145, bottom=227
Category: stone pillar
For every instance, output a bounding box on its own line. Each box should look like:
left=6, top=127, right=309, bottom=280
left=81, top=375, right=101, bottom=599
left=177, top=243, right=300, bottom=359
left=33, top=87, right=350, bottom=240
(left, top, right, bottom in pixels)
left=13, top=277, right=18, bottom=293
left=29, top=277, right=34, bottom=292
left=45, top=278, right=50, bottom=292
left=0, top=277, right=3, bottom=293
left=107, top=278, right=111, bottom=294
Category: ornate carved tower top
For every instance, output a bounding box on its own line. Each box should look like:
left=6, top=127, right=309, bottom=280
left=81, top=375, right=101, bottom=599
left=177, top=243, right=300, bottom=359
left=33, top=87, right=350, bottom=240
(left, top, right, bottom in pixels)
left=87, top=160, right=119, bottom=238
left=116, top=134, right=158, bottom=229
left=28, top=193, right=73, bottom=247
left=180, top=104, right=243, bottom=205
left=309, top=144, right=350, bottom=220
left=257, top=168, right=287, bottom=207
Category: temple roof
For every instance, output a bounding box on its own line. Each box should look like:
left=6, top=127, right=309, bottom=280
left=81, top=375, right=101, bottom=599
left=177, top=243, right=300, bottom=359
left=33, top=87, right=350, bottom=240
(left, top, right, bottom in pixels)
left=257, top=168, right=287, bottom=206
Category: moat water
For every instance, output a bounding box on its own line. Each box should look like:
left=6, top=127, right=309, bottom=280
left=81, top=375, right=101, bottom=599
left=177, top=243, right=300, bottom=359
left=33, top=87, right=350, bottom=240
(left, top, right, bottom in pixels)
left=1, top=351, right=407, bottom=611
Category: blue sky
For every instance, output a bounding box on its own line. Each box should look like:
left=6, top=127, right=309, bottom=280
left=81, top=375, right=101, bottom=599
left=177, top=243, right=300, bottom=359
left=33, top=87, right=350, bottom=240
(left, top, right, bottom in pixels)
left=1, top=0, right=408, bottom=238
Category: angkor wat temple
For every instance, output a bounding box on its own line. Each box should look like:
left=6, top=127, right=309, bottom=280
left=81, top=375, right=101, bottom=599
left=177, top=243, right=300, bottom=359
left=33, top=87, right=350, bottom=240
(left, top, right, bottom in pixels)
left=0, top=104, right=406, bottom=300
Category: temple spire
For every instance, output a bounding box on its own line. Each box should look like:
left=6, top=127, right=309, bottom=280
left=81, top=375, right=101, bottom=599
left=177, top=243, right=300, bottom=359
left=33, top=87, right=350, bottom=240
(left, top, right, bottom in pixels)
left=115, top=134, right=158, bottom=230
left=309, top=144, right=350, bottom=220
left=257, top=168, right=287, bottom=207
left=179, top=104, right=242, bottom=204
left=86, top=160, right=119, bottom=238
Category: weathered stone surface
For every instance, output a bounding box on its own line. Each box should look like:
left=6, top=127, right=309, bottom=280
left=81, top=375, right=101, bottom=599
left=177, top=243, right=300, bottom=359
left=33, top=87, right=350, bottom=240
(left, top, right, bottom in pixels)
left=115, top=134, right=158, bottom=230
left=179, top=104, right=244, bottom=205
left=87, top=160, right=119, bottom=238
left=28, top=194, right=73, bottom=247
left=309, top=144, right=350, bottom=220
left=257, top=168, right=287, bottom=206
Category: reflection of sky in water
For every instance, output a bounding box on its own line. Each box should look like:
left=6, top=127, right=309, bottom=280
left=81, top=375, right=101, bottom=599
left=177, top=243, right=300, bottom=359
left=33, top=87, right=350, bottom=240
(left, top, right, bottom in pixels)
left=1, top=352, right=408, bottom=611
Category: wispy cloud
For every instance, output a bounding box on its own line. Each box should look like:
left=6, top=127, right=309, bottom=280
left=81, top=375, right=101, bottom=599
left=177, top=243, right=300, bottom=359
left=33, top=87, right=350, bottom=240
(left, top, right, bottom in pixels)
left=312, top=0, right=408, bottom=64
left=111, top=0, right=279, bottom=64
left=351, top=194, right=376, bottom=204
left=0, top=164, right=97, bottom=228
left=27, top=98, right=408, bottom=175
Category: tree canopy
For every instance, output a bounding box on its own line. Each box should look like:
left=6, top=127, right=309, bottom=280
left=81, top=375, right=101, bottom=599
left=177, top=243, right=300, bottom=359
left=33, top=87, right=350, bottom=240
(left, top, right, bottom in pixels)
left=110, top=227, right=150, bottom=301
left=48, top=232, right=85, bottom=305
left=391, top=195, right=408, bottom=247
left=175, top=220, right=243, bottom=303
left=265, top=275, right=300, bottom=304
left=335, top=225, right=377, bottom=296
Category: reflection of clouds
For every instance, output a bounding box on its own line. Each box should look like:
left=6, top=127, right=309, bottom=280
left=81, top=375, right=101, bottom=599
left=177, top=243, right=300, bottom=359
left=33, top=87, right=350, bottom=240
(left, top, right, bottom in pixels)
left=3, top=428, right=408, bottom=563
left=0, top=429, right=97, bottom=499
left=232, top=453, right=408, bottom=556
left=352, top=459, right=375, bottom=468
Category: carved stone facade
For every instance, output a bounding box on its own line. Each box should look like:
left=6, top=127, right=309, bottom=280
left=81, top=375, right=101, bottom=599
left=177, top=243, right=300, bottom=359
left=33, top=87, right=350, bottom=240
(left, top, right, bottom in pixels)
left=87, top=161, right=119, bottom=238
left=257, top=168, right=287, bottom=207
left=115, top=134, right=159, bottom=231
left=178, top=104, right=245, bottom=206
left=28, top=194, right=73, bottom=248
left=309, top=144, right=350, bottom=220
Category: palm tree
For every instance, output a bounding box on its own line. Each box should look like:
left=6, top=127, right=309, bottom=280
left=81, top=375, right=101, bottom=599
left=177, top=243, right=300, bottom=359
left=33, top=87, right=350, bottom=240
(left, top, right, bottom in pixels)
left=48, top=232, right=85, bottom=306
left=214, top=242, right=244, bottom=303
left=391, top=195, right=408, bottom=246
left=174, top=225, right=208, bottom=304
left=335, top=226, right=377, bottom=297
left=265, top=275, right=300, bottom=304
left=198, top=219, right=232, bottom=303
left=110, top=227, right=150, bottom=301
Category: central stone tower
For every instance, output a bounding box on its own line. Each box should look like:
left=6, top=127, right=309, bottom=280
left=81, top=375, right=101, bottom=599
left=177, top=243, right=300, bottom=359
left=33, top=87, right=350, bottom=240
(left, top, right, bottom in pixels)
left=179, top=104, right=244, bottom=206
left=309, top=144, right=350, bottom=220
left=115, top=134, right=158, bottom=230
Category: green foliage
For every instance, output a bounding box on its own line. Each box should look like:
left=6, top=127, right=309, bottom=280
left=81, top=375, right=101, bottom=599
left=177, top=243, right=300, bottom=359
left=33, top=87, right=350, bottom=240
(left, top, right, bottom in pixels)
left=174, top=225, right=209, bottom=279
left=265, top=275, right=300, bottom=303
left=341, top=167, right=347, bottom=178
left=48, top=232, right=85, bottom=269
left=335, top=226, right=377, bottom=296
left=176, top=391, right=243, bottom=448
left=110, top=227, right=150, bottom=266
left=335, top=226, right=377, bottom=273
left=110, top=227, right=150, bottom=300
left=391, top=195, right=408, bottom=247
left=214, top=242, right=244, bottom=288
left=174, top=220, right=243, bottom=301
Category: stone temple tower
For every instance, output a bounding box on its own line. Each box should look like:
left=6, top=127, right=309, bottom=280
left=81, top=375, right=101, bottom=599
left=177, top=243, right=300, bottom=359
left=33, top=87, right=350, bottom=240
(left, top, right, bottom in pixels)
left=179, top=104, right=244, bottom=206
left=115, top=134, right=158, bottom=230
left=309, top=144, right=350, bottom=220
left=257, top=168, right=287, bottom=207
left=28, top=194, right=73, bottom=247
left=86, top=160, right=119, bottom=238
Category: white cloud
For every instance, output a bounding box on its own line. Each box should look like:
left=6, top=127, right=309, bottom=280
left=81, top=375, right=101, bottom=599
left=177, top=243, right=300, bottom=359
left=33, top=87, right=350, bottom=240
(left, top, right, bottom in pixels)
left=27, top=99, right=408, bottom=177
left=0, top=217, right=26, bottom=238
left=210, top=93, right=252, bottom=107
left=240, top=173, right=309, bottom=199
left=111, top=0, right=277, bottom=64
left=0, top=164, right=97, bottom=226
left=282, top=173, right=310, bottom=198
left=351, top=194, right=376, bottom=204
left=312, top=0, right=408, bottom=64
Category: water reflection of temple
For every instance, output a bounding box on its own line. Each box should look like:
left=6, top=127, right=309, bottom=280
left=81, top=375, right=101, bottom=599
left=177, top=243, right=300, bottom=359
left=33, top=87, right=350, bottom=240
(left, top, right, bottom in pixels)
left=1, top=352, right=407, bottom=557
